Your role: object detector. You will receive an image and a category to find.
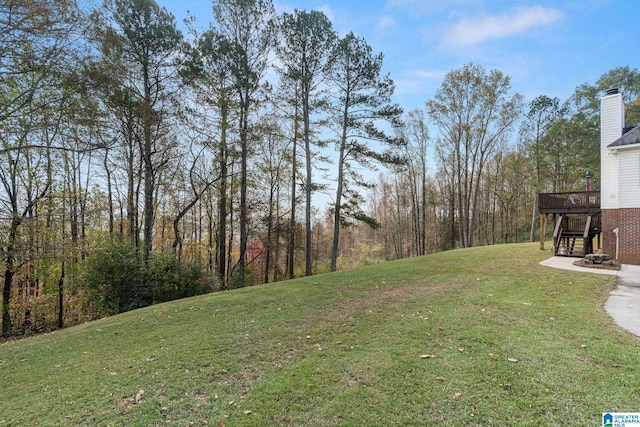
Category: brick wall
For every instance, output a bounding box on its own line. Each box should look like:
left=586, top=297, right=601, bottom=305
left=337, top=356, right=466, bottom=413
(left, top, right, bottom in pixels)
left=602, top=208, right=640, bottom=265
left=601, top=209, right=618, bottom=257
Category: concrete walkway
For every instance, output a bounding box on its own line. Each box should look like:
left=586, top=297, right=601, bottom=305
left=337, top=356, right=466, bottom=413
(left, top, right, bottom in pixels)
left=540, top=256, right=640, bottom=338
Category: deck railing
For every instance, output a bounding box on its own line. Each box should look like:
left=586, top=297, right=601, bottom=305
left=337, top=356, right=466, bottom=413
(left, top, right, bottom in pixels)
left=538, top=191, right=600, bottom=214
left=553, top=210, right=601, bottom=235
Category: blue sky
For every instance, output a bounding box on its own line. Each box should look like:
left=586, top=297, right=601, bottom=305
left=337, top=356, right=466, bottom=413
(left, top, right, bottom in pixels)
left=157, top=0, right=640, bottom=112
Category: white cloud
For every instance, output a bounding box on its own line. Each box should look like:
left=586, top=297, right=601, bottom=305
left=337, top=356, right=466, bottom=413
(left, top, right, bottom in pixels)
left=441, top=6, right=564, bottom=47
left=377, top=15, right=396, bottom=33
left=318, top=5, right=335, bottom=23
left=409, top=69, right=447, bottom=80
left=386, top=0, right=471, bottom=15
left=275, top=2, right=335, bottom=22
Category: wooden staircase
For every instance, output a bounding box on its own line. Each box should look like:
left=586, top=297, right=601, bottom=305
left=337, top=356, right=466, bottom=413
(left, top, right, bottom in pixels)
left=553, top=211, right=601, bottom=257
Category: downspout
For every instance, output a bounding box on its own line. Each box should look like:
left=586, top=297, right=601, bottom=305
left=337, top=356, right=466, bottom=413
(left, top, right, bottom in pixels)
left=613, top=228, right=619, bottom=261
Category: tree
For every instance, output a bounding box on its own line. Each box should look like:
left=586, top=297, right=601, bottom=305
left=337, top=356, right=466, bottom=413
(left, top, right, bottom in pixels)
left=275, top=9, right=335, bottom=276
left=565, top=66, right=640, bottom=181
left=571, top=66, right=640, bottom=124
left=170, top=148, right=219, bottom=261
left=0, top=0, right=83, bottom=336
left=213, top=0, right=275, bottom=285
left=400, top=109, right=430, bottom=256
left=93, top=0, right=184, bottom=263
left=253, top=114, right=289, bottom=283
left=0, top=0, right=80, bottom=124
left=272, top=78, right=303, bottom=280
left=520, top=96, right=565, bottom=187
left=426, top=63, right=523, bottom=248
left=519, top=95, right=565, bottom=240
left=181, top=28, right=236, bottom=288
left=85, top=44, right=143, bottom=243
left=326, top=32, right=404, bottom=271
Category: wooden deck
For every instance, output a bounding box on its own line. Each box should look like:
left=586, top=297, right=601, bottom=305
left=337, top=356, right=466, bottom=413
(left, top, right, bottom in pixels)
left=538, top=191, right=600, bottom=214
left=538, top=191, right=601, bottom=257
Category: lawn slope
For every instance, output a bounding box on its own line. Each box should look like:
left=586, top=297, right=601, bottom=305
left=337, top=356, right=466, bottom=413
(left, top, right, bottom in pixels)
left=1, top=243, right=638, bottom=426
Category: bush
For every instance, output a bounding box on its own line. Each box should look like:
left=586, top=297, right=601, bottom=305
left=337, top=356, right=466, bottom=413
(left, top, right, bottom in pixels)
left=83, top=238, right=149, bottom=315
left=83, top=239, right=215, bottom=315
left=147, top=252, right=214, bottom=303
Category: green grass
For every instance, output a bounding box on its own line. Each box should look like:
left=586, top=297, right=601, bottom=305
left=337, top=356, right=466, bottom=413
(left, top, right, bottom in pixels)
left=1, top=243, right=638, bottom=426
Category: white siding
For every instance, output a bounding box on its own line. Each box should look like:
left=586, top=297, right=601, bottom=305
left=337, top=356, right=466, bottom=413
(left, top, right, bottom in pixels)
left=619, top=150, right=640, bottom=208
left=601, top=93, right=624, bottom=209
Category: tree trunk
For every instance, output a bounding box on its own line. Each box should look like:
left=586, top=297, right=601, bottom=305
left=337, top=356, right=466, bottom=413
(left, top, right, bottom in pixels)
left=288, top=114, right=298, bottom=280
left=207, top=195, right=214, bottom=274
left=104, top=148, right=114, bottom=235
left=2, top=259, right=14, bottom=337
left=142, top=57, right=154, bottom=263
left=57, top=261, right=65, bottom=329
left=2, top=218, right=20, bottom=337
left=330, top=166, right=343, bottom=271
left=420, top=160, right=427, bottom=256
left=238, top=101, right=248, bottom=286
left=226, top=161, right=235, bottom=286
left=530, top=193, right=537, bottom=242
left=217, top=102, right=229, bottom=289
left=331, top=100, right=349, bottom=272
left=304, top=92, right=312, bottom=276
left=264, top=185, right=275, bottom=284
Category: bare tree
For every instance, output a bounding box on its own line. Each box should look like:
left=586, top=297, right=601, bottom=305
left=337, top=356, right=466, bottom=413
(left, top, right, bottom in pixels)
left=426, top=63, right=523, bottom=248
left=0, top=0, right=82, bottom=336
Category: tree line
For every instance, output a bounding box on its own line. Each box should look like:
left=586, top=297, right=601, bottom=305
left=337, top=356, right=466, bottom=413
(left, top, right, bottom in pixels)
left=1, top=0, right=638, bottom=337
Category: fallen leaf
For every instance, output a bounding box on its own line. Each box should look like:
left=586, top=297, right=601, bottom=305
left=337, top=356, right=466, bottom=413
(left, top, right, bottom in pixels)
left=243, top=410, right=252, bottom=415
left=454, top=392, right=462, bottom=399
left=508, top=357, right=519, bottom=363
left=457, top=347, right=465, bottom=353
left=435, top=377, right=446, bottom=382
left=419, top=354, right=437, bottom=359
left=134, top=389, right=145, bottom=404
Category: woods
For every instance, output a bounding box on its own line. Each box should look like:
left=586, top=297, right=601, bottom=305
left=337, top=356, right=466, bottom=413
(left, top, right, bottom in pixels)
left=1, top=0, right=639, bottom=337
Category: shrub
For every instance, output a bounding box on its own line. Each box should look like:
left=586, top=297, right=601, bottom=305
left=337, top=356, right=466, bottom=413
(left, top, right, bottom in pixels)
left=83, top=238, right=149, bottom=315
left=147, top=251, right=214, bottom=303
left=83, top=240, right=215, bottom=316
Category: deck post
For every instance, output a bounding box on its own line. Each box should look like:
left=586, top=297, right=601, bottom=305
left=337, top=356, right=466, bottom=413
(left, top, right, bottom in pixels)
left=539, top=213, right=547, bottom=250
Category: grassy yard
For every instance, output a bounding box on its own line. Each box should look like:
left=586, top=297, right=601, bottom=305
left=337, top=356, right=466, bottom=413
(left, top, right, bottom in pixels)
left=1, top=243, right=638, bottom=426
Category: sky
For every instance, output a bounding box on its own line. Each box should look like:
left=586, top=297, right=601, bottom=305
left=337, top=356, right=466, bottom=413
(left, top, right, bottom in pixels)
left=156, top=0, right=640, bottom=113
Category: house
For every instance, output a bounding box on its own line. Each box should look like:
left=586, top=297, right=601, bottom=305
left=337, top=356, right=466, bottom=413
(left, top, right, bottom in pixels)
left=600, top=88, right=640, bottom=265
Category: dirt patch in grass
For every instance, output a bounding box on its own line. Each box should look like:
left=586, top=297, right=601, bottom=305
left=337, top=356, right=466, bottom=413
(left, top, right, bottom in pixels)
left=224, top=367, right=261, bottom=392
left=337, top=281, right=454, bottom=313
